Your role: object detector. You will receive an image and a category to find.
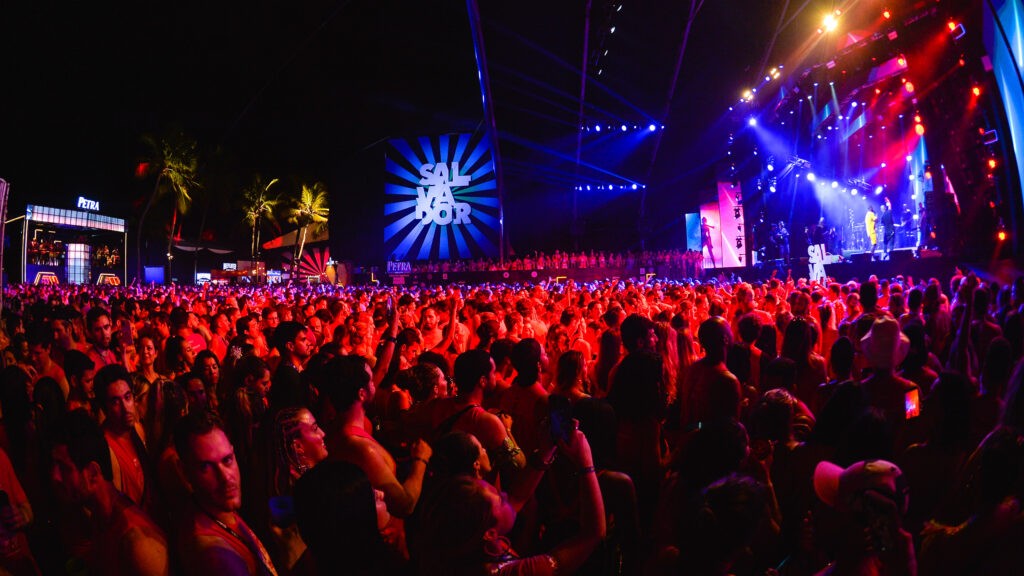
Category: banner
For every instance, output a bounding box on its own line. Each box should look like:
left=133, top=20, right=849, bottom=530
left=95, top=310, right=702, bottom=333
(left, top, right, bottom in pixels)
left=684, top=212, right=701, bottom=252
left=698, top=201, right=723, bottom=269
left=717, top=181, right=746, bottom=268
left=384, top=133, right=500, bottom=261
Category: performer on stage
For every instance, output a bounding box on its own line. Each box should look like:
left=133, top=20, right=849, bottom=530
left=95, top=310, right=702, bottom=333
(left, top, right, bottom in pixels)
left=880, top=200, right=896, bottom=259
left=700, top=217, right=716, bottom=268
left=865, top=206, right=878, bottom=257
left=775, top=221, right=790, bottom=264
left=917, top=201, right=930, bottom=249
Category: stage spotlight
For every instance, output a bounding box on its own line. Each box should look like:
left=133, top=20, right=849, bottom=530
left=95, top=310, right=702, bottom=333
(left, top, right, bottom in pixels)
left=807, top=173, right=817, bottom=182
left=631, top=183, right=638, bottom=190
left=906, top=155, right=913, bottom=162
left=851, top=102, right=857, bottom=108
left=769, top=185, right=777, bottom=193
left=972, top=86, right=982, bottom=97
left=909, top=174, right=916, bottom=181
left=851, top=189, right=858, bottom=196
left=831, top=181, right=839, bottom=188
left=648, top=124, right=657, bottom=131
left=881, top=162, right=887, bottom=168
left=748, top=118, right=757, bottom=126
left=875, top=185, right=884, bottom=195
left=883, top=8, right=891, bottom=19
left=822, top=11, right=840, bottom=32
left=905, top=82, right=915, bottom=93
left=914, top=114, right=922, bottom=123
left=915, top=124, right=925, bottom=135
left=621, top=124, right=628, bottom=132
left=947, top=21, right=957, bottom=32
left=897, top=56, right=907, bottom=67
left=594, top=125, right=601, bottom=132
left=610, top=26, right=616, bottom=33
left=586, top=185, right=591, bottom=190
left=989, top=159, right=997, bottom=169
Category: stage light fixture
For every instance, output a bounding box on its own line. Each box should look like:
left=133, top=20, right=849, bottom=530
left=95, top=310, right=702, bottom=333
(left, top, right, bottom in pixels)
left=998, top=230, right=1007, bottom=241
left=909, top=174, right=916, bottom=181
left=947, top=21, right=957, bottom=32
left=915, top=124, right=925, bottom=136
left=851, top=102, right=857, bottom=108
left=851, top=189, right=858, bottom=196
left=972, top=86, right=981, bottom=96
left=822, top=10, right=841, bottom=33
left=807, top=173, right=816, bottom=182
left=875, top=185, right=884, bottom=195
left=748, top=118, right=757, bottom=126
left=586, top=185, right=591, bottom=190
left=621, top=124, right=628, bottom=131
left=594, top=124, right=601, bottom=132
left=648, top=124, right=657, bottom=131
left=610, top=26, right=616, bottom=33
left=631, top=184, right=638, bottom=190
left=905, top=82, right=915, bottom=93
left=831, top=181, right=839, bottom=188
left=989, top=159, right=997, bottom=169
left=897, top=56, right=907, bottom=67
left=883, top=8, right=891, bottom=19
left=914, top=114, right=922, bottom=123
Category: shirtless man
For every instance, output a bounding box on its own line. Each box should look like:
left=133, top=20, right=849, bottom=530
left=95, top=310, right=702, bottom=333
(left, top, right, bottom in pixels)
left=318, top=355, right=432, bottom=518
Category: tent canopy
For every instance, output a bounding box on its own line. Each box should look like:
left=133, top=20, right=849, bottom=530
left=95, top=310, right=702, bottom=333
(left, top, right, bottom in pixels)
left=262, top=227, right=329, bottom=250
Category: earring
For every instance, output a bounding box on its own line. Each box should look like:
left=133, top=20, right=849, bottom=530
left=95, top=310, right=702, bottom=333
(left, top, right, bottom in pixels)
left=483, top=535, right=512, bottom=559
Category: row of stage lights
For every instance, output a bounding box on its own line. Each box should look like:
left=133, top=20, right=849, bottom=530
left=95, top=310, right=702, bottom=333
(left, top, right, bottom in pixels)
left=573, top=183, right=646, bottom=191
left=581, top=123, right=665, bottom=133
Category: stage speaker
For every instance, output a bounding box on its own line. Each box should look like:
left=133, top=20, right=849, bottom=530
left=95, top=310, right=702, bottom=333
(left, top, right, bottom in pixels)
left=890, top=250, right=914, bottom=265
left=850, top=253, right=873, bottom=265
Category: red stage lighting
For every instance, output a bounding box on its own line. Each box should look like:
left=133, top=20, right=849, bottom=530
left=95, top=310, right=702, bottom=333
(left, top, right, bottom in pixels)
left=135, top=162, right=150, bottom=178
left=989, top=159, right=997, bottom=169
left=990, top=201, right=997, bottom=209
left=948, top=21, right=958, bottom=32
left=905, top=82, right=915, bottom=93
left=883, top=9, right=891, bottom=19
left=972, top=86, right=982, bottom=96
left=998, top=230, right=1007, bottom=241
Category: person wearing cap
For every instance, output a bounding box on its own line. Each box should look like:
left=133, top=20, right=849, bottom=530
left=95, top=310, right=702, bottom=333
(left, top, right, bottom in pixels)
left=813, top=459, right=916, bottom=575
left=859, top=317, right=919, bottom=433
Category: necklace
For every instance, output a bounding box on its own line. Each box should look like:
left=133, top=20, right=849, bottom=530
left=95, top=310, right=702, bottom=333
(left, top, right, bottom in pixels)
left=196, top=501, right=278, bottom=576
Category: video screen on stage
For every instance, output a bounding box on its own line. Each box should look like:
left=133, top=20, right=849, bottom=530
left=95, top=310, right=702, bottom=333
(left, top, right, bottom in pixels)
left=384, top=133, right=500, bottom=261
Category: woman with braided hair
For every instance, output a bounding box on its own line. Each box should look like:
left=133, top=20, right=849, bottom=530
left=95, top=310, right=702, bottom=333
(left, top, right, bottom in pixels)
left=265, top=406, right=329, bottom=572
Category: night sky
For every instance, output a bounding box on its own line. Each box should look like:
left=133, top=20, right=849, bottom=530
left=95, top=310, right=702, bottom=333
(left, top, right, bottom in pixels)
left=1, top=0, right=897, bottom=265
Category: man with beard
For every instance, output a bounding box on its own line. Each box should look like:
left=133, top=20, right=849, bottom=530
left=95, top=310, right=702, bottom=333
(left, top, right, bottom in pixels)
left=175, top=411, right=278, bottom=575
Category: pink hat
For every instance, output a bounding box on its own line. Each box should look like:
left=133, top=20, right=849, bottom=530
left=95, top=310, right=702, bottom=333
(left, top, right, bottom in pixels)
left=813, top=459, right=907, bottom=512
left=860, top=316, right=910, bottom=369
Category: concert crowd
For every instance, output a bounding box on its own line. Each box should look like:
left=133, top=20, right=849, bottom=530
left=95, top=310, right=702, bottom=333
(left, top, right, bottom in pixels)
left=0, top=266, right=1020, bottom=575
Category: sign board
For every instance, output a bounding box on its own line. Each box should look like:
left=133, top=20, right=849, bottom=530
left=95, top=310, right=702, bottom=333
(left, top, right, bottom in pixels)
left=385, top=133, right=500, bottom=261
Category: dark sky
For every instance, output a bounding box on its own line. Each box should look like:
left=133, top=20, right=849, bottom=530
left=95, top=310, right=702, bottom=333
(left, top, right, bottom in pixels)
left=1, top=0, right=834, bottom=261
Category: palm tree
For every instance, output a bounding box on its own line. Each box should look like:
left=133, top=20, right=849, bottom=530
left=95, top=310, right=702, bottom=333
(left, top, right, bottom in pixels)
left=287, top=182, right=329, bottom=270
left=241, top=175, right=280, bottom=260
left=135, top=132, right=200, bottom=283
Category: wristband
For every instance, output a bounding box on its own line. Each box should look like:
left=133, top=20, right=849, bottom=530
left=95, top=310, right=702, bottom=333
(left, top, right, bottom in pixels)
left=411, top=456, right=430, bottom=466
left=383, top=335, right=398, bottom=344
left=576, top=465, right=597, bottom=477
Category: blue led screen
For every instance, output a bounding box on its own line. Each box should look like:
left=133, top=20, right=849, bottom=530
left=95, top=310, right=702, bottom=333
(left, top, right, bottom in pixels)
left=384, top=133, right=500, bottom=261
